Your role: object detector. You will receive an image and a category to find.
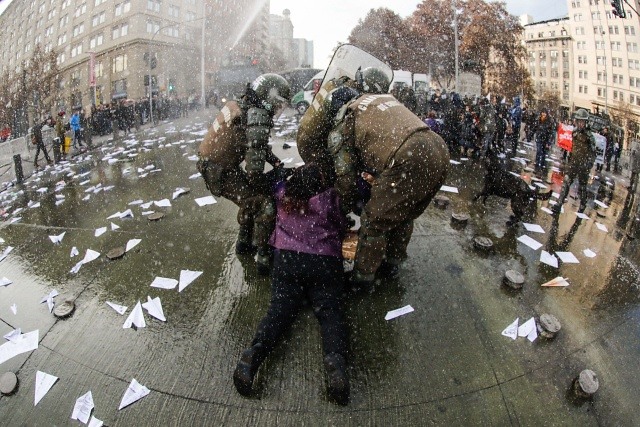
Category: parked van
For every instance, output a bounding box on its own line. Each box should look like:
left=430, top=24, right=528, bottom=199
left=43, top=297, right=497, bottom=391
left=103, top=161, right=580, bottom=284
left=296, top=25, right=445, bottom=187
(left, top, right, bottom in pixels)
left=290, top=70, right=325, bottom=115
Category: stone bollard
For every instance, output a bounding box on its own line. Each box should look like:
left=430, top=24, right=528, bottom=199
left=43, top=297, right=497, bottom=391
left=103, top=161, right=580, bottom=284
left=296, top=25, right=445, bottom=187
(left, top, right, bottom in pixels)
left=0, top=372, right=19, bottom=395
left=451, top=213, right=469, bottom=227
left=503, top=270, right=524, bottom=290
left=52, top=137, right=62, bottom=163
left=107, top=246, right=126, bottom=260
left=53, top=300, right=75, bottom=319
left=473, top=236, right=493, bottom=251
left=573, top=369, right=599, bottom=398
left=536, top=313, right=561, bottom=339
left=433, top=195, right=450, bottom=209
left=13, top=154, right=23, bottom=184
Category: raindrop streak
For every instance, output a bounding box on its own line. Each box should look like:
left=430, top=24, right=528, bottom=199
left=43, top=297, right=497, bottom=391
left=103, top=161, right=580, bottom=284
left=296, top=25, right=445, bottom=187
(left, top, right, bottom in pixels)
left=229, top=0, right=269, bottom=51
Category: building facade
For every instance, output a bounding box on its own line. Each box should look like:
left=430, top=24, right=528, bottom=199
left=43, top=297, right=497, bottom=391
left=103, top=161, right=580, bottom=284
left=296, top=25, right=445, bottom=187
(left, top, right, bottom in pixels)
left=0, top=0, right=270, bottom=115
left=523, top=17, right=574, bottom=111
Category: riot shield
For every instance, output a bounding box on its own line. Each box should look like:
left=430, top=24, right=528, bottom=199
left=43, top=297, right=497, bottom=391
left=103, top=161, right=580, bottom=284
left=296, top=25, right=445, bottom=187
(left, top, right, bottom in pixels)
left=312, top=44, right=393, bottom=105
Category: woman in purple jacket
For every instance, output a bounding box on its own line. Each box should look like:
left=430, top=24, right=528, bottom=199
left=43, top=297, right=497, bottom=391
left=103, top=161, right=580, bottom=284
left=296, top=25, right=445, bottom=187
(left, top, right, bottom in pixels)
left=233, top=163, right=350, bottom=405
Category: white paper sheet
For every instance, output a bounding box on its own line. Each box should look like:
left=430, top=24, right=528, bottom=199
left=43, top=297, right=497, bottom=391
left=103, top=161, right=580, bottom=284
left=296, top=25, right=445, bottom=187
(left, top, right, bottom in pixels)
left=596, top=222, right=608, bottom=232
left=594, top=200, right=609, bottom=208
left=151, top=277, right=178, bottom=289
left=188, top=173, right=201, bottom=180
left=142, top=296, right=166, bottom=322
left=384, top=305, right=414, bottom=320
left=107, top=211, right=122, bottom=220
left=88, top=416, right=103, bottom=427
left=440, top=185, right=459, bottom=193
left=71, top=391, right=94, bottom=424
left=0, top=329, right=39, bottom=365
left=0, top=246, right=14, bottom=262
left=106, top=301, right=128, bottom=315
left=541, top=276, right=570, bottom=287
left=94, top=227, right=107, bottom=237
left=517, top=235, right=543, bottom=250
left=154, top=199, right=171, bottom=208
left=178, top=270, right=203, bottom=292
left=118, top=378, right=150, bottom=410
left=10, top=303, right=17, bottom=315
left=111, top=222, right=120, bottom=231
left=556, top=251, right=580, bottom=264
left=125, top=239, right=141, bottom=252
left=449, top=160, right=461, bottom=165
left=523, top=223, right=545, bottom=233
left=541, top=206, right=554, bottom=215
left=128, top=199, right=143, bottom=205
left=540, top=250, right=558, bottom=268
left=518, top=317, right=538, bottom=342
left=195, top=196, right=217, bottom=207
left=576, top=212, right=590, bottom=220
left=0, top=277, right=12, bottom=287
left=172, top=188, right=189, bottom=199
left=3, top=328, right=21, bottom=343
left=49, top=232, right=66, bottom=244
left=501, top=318, right=519, bottom=340
left=70, top=247, right=79, bottom=257
left=122, top=301, right=146, bottom=329
left=35, top=371, right=58, bottom=406
left=140, top=201, right=153, bottom=209
left=583, top=249, right=597, bottom=258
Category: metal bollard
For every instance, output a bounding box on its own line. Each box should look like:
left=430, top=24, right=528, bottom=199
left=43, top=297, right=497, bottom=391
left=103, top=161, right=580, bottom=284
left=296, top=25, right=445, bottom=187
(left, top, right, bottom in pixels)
left=52, top=137, right=62, bottom=163
left=13, top=154, right=23, bottom=184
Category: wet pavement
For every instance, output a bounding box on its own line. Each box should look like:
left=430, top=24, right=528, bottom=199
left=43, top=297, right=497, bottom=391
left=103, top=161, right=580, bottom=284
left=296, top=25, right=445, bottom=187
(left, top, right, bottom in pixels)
left=0, top=110, right=639, bottom=425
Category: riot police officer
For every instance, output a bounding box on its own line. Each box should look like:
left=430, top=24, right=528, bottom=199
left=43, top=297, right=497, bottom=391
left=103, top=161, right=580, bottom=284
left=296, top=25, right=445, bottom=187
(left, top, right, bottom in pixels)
left=197, top=73, right=291, bottom=274
left=554, top=108, right=596, bottom=213
left=298, top=65, right=450, bottom=287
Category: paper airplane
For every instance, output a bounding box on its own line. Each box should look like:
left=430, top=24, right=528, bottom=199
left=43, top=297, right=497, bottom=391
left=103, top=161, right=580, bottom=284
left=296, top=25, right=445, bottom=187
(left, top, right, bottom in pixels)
left=125, top=239, right=141, bottom=252
left=49, top=232, right=66, bottom=244
left=142, top=296, right=166, bottom=322
left=0, top=330, right=39, bottom=366
left=440, top=185, right=459, bottom=193
left=71, top=391, right=94, bottom=424
left=123, top=301, right=146, bottom=329
left=0, top=277, right=12, bottom=287
left=10, top=303, right=17, bottom=315
left=0, top=246, right=14, bottom=262
left=3, top=328, right=22, bottom=343
left=596, top=222, right=608, bottom=232
left=107, top=211, right=122, bottom=220
left=575, top=212, right=589, bottom=220
left=70, top=247, right=79, bottom=257
left=119, top=209, right=134, bottom=219
left=384, top=305, right=414, bottom=320
left=95, top=227, right=107, bottom=237
left=517, top=317, right=537, bottom=341
left=82, top=195, right=91, bottom=201
left=118, top=378, right=150, bottom=410
left=523, top=223, right=545, bottom=234
left=517, top=235, right=543, bottom=250
left=502, top=318, right=519, bottom=340
left=195, top=196, right=217, bottom=207
left=151, top=277, right=178, bottom=289
left=556, top=251, right=580, bottom=264
left=106, top=301, right=128, bottom=315
left=83, top=249, right=101, bottom=263
left=154, top=199, right=171, bottom=208
left=583, top=249, right=597, bottom=258
left=111, top=222, right=120, bottom=231
left=540, top=250, right=558, bottom=268
left=541, top=276, right=570, bottom=287
left=35, top=371, right=59, bottom=406
left=594, top=200, right=609, bottom=208
left=40, top=290, right=59, bottom=313
left=179, top=270, right=203, bottom=292
left=140, top=201, right=154, bottom=209
left=172, top=188, right=189, bottom=199
left=88, top=416, right=104, bottom=427
left=129, top=199, right=143, bottom=205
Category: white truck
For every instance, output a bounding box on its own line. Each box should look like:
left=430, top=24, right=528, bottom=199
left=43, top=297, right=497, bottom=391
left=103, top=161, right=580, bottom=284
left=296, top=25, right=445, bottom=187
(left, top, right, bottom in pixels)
left=389, top=70, right=431, bottom=93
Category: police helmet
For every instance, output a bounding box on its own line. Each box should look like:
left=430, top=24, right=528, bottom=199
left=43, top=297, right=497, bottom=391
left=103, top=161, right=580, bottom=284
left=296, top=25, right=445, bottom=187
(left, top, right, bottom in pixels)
left=574, top=108, right=589, bottom=120
left=251, top=74, right=291, bottom=108
left=360, top=67, right=391, bottom=94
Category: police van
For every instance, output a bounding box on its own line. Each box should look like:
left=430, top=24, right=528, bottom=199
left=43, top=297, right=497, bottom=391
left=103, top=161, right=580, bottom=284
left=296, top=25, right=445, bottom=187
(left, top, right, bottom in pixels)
left=290, top=70, right=325, bottom=115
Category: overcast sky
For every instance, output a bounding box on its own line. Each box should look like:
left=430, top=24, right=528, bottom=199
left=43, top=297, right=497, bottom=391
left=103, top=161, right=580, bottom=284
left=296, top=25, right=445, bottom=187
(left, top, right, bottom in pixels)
left=0, top=0, right=569, bottom=68
left=270, top=0, right=569, bottom=67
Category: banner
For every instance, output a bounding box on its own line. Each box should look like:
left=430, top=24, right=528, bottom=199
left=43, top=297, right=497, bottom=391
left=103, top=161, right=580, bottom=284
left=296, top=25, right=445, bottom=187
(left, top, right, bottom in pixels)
left=593, top=133, right=606, bottom=166
left=556, top=123, right=573, bottom=152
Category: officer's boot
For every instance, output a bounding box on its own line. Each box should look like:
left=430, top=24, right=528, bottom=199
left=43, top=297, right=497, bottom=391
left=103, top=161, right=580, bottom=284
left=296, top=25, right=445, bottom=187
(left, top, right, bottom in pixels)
left=378, top=222, right=411, bottom=280
left=235, top=223, right=256, bottom=255
left=350, top=230, right=386, bottom=290
left=233, top=343, right=266, bottom=396
left=256, top=246, right=272, bottom=276
left=324, top=353, right=349, bottom=406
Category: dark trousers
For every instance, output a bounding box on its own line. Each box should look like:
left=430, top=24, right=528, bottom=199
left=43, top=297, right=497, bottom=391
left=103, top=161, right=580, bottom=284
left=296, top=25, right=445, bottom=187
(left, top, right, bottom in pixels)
left=252, top=250, right=348, bottom=358
left=535, top=140, right=548, bottom=169
left=34, top=141, right=51, bottom=164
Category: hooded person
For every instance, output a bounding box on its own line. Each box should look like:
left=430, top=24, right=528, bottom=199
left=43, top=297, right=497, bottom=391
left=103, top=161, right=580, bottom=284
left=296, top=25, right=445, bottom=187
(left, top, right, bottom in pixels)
left=197, top=73, right=291, bottom=274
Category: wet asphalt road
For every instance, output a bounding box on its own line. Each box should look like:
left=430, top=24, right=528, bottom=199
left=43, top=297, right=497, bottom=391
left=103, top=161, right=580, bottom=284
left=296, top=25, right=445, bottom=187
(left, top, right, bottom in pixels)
left=0, top=109, right=639, bottom=425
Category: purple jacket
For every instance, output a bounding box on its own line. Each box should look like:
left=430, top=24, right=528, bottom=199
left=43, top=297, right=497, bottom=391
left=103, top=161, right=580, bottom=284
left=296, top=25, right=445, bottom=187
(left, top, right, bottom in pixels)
left=269, top=184, right=346, bottom=258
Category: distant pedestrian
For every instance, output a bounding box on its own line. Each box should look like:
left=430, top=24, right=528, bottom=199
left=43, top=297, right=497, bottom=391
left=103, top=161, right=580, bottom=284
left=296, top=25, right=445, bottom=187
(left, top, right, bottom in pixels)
left=70, top=111, right=84, bottom=149
left=534, top=110, right=555, bottom=171
left=32, top=117, right=53, bottom=167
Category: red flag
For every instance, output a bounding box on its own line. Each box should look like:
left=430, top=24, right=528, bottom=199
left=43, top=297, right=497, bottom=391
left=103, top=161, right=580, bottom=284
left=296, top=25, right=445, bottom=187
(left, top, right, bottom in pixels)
left=556, top=123, right=573, bottom=152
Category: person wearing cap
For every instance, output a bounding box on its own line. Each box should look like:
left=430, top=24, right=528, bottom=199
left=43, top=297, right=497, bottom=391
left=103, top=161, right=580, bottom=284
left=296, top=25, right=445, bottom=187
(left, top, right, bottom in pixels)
left=554, top=108, right=596, bottom=213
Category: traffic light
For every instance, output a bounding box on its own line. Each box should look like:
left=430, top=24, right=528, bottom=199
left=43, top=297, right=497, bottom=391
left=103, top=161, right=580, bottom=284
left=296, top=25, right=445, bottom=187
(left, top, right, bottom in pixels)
left=612, top=0, right=626, bottom=18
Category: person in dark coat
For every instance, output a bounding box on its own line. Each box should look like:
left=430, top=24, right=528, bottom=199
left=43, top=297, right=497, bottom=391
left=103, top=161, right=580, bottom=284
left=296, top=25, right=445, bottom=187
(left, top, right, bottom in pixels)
left=32, top=117, right=53, bottom=167
left=534, top=110, right=555, bottom=171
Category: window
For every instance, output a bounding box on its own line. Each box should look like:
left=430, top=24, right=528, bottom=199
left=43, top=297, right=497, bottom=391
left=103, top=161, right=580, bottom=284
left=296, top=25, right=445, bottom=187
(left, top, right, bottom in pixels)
left=59, top=15, right=69, bottom=29
left=71, top=42, right=83, bottom=57
left=169, top=5, right=180, bottom=18
left=56, top=52, right=65, bottom=65
left=164, top=26, right=179, bottom=37
left=629, top=59, right=640, bottom=70
left=630, top=94, right=636, bottom=105
left=574, top=13, right=583, bottom=21
left=57, top=33, right=67, bottom=46
left=45, top=25, right=54, bottom=36
left=47, top=8, right=56, bottom=20
left=113, top=54, right=128, bottom=73
left=612, top=57, right=623, bottom=67
left=575, top=27, right=585, bottom=35
left=185, top=11, right=196, bottom=21
left=92, top=12, right=106, bottom=26
left=611, top=41, right=621, bottom=51
left=596, top=41, right=604, bottom=49
left=95, top=61, right=104, bottom=78
left=146, top=20, right=160, bottom=34
left=112, top=78, right=127, bottom=95
left=609, top=25, right=619, bottom=34
left=578, top=55, right=587, bottom=64
left=89, top=33, right=103, bottom=48
left=579, top=70, right=588, bottom=79
left=591, top=12, right=601, bottom=20
left=61, top=0, right=70, bottom=10
left=113, top=23, right=128, bottom=39
left=597, top=72, right=607, bottom=82
left=72, top=23, right=85, bottom=37
left=627, top=42, right=638, bottom=52
left=95, top=0, right=107, bottom=6
left=74, top=3, right=86, bottom=17
left=115, top=1, right=131, bottom=16
left=147, top=0, right=161, bottom=12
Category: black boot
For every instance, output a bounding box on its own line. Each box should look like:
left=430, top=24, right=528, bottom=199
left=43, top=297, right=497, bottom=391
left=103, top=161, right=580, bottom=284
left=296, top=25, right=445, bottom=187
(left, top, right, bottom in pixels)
left=256, top=247, right=272, bottom=276
left=324, top=353, right=349, bottom=405
left=233, top=343, right=265, bottom=397
left=377, top=261, right=399, bottom=279
left=235, top=225, right=256, bottom=255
